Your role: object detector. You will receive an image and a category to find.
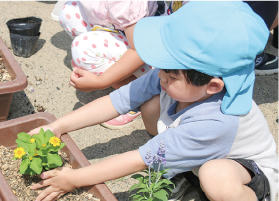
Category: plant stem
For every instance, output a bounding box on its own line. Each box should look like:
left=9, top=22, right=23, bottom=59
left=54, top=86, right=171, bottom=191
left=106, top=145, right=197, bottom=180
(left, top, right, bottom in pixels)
left=148, top=166, right=151, bottom=187
left=155, top=162, right=161, bottom=185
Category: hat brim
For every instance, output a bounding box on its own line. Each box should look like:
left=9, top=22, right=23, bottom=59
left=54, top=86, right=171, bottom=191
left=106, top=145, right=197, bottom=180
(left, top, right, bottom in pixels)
left=134, top=15, right=186, bottom=70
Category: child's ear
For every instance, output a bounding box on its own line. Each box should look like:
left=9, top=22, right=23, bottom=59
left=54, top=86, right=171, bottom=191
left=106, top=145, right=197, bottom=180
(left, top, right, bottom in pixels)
left=206, top=78, right=224, bottom=95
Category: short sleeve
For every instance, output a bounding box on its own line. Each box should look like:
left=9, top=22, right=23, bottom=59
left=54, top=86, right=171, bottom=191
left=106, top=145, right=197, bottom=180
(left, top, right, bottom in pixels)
left=110, top=69, right=161, bottom=114
left=107, top=1, right=149, bottom=29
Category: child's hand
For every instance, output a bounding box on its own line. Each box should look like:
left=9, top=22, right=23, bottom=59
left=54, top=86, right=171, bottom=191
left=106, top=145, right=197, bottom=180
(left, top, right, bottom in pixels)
left=32, top=167, right=76, bottom=201
left=28, top=125, right=62, bottom=138
left=70, top=68, right=105, bottom=92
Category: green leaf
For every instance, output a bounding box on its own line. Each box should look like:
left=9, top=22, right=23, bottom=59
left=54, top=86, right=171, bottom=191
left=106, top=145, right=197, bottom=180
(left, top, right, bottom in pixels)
left=32, top=134, right=43, bottom=149
left=37, top=149, right=48, bottom=156
left=15, top=139, right=29, bottom=151
left=59, top=142, right=66, bottom=150
left=153, top=189, right=168, bottom=201
left=161, top=179, right=174, bottom=185
left=158, top=185, right=172, bottom=192
left=41, top=156, right=49, bottom=169
left=22, top=155, right=27, bottom=160
left=131, top=194, right=145, bottom=201
left=131, top=174, right=144, bottom=180
left=30, top=158, right=43, bottom=174
left=19, top=158, right=30, bottom=174
left=129, top=183, right=147, bottom=192
left=44, top=165, right=50, bottom=170
left=129, top=183, right=141, bottom=192
left=39, top=128, right=45, bottom=136
left=137, top=189, right=149, bottom=194
left=45, top=129, right=55, bottom=138
left=141, top=170, right=149, bottom=174
left=47, top=153, right=62, bottom=167
left=154, top=179, right=174, bottom=190
left=25, top=167, right=37, bottom=176
left=48, top=163, right=59, bottom=169
left=17, top=132, right=31, bottom=143
left=28, top=142, right=37, bottom=156
left=49, top=142, right=66, bottom=152
left=38, top=128, right=48, bottom=144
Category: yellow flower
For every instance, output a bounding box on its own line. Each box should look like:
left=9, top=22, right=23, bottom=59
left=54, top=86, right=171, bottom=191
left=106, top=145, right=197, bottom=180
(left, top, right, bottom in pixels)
left=42, top=144, right=46, bottom=147
left=30, top=138, right=35, bottom=143
left=14, top=147, right=26, bottom=159
left=29, top=157, right=33, bottom=160
left=35, top=153, right=38, bottom=156
left=49, top=137, right=61, bottom=147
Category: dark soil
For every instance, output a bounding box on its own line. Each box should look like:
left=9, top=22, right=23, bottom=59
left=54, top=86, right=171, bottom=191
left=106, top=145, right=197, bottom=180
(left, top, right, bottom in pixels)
left=0, top=145, right=100, bottom=201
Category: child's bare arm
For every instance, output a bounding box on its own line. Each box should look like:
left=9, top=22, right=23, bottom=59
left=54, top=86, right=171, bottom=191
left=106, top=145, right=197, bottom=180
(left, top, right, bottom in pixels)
left=28, top=95, right=119, bottom=138
left=70, top=24, right=146, bottom=92
left=32, top=150, right=146, bottom=201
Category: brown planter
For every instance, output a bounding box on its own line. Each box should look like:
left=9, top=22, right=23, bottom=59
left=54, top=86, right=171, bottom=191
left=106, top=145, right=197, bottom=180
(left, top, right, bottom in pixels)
left=0, top=36, right=28, bottom=122
left=0, top=112, right=117, bottom=201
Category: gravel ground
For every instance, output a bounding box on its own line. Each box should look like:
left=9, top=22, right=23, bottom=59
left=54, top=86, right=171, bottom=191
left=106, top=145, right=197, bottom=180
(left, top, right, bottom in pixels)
left=0, top=1, right=278, bottom=201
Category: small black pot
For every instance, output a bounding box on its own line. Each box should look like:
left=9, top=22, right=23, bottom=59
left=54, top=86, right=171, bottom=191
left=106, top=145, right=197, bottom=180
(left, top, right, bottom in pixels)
left=10, top=32, right=40, bottom=58
left=6, top=17, right=42, bottom=36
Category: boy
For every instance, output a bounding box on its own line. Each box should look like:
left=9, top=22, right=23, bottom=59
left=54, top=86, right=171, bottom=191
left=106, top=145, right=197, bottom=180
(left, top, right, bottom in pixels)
left=30, top=1, right=278, bottom=201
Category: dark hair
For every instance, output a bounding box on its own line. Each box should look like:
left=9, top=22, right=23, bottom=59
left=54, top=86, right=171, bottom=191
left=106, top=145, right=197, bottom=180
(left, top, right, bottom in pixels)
left=163, top=69, right=214, bottom=86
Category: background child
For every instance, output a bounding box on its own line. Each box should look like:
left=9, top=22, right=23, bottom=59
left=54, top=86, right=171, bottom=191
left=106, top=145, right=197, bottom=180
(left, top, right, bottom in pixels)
left=244, top=1, right=278, bottom=75
left=29, top=2, right=278, bottom=201
left=58, top=1, right=187, bottom=129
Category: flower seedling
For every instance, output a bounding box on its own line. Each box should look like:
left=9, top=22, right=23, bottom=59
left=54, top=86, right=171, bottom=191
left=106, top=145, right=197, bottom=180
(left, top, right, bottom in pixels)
left=13, top=128, right=66, bottom=175
left=129, top=141, right=174, bottom=201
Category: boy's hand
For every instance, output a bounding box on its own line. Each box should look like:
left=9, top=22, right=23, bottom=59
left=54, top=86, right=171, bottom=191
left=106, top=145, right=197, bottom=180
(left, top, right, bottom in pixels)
left=32, top=167, right=76, bottom=201
left=70, top=68, right=105, bottom=92
left=28, top=124, right=62, bottom=138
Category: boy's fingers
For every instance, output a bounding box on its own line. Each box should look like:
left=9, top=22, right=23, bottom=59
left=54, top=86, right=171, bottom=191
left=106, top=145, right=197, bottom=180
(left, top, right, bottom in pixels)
left=53, top=193, right=65, bottom=201
left=27, top=128, right=41, bottom=135
left=31, top=178, right=51, bottom=190
left=41, top=168, right=61, bottom=179
left=27, top=130, right=37, bottom=135
left=32, top=168, right=60, bottom=190
left=35, top=187, right=60, bottom=201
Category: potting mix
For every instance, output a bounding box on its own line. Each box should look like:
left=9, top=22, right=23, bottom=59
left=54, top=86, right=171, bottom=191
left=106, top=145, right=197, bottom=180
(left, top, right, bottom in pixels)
left=0, top=56, right=11, bottom=82
left=0, top=128, right=100, bottom=200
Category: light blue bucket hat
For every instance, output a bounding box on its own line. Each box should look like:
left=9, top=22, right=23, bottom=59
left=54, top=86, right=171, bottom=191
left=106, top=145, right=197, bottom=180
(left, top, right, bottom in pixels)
left=134, top=1, right=269, bottom=115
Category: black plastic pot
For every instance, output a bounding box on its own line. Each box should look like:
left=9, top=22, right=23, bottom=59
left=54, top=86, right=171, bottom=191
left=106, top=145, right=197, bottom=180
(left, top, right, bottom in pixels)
left=8, top=28, right=39, bottom=37
left=10, top=32, right=40, bottom=58
left=6, top=17, right=42, bottom=36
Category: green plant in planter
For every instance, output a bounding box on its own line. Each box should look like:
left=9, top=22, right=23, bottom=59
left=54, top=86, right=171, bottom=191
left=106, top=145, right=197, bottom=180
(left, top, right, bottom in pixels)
left=13, top=128, right=66, bottom=175
left=129, top=141, right=174, bottom=201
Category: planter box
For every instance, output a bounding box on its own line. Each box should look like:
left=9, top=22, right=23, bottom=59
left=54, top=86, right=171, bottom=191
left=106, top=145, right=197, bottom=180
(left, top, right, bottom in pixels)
left=0, top=36, right=27, bottom=122
left=0, top=112, right=117, bottom=201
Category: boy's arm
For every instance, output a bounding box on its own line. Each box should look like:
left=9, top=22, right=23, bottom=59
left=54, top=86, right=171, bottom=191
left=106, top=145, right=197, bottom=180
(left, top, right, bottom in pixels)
left=70, top=24, right=146, bottom=92
left=32, top=150, right=146, bottom=201
left=28, top=95, right=119, bottom=137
